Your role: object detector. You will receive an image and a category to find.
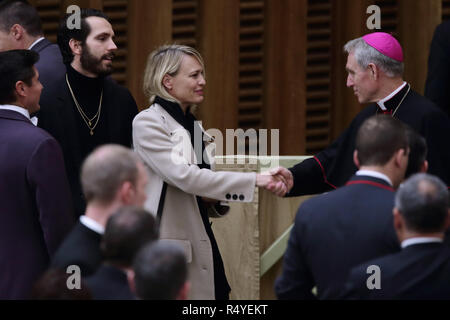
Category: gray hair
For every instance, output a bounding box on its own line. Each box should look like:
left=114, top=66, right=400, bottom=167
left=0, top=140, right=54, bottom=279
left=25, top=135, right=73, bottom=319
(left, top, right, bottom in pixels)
left=133, top=241, right=188, bottom=300
left=344, top=37, right=404, bottom=77
left=81, top=144, right=141, bottom=204
left=143, top=44, right=205, bottom=105
left=395, top=173, right=449, bottom=233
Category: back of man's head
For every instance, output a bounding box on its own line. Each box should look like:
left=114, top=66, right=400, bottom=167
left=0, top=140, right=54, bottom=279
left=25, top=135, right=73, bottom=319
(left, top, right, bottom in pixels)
left=0, top=49, right=38, bottom=104
left=405, top=126, right=427, bottom=178
left=0, top=0, right=42, bottom=36
left=395, top=173, right=449, bottom=233
left=81, top=144, right=140, bottom=204
left=57, top=8, right=109, bottom=64
left=133, top=241, right=188, bottom=300
left=101, top=206, right=158, bottom=267
left=356, top=115, right=408, bottom=166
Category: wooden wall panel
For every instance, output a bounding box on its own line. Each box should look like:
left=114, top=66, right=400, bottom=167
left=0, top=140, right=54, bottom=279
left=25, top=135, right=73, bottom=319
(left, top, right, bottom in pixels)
left=197, top=0, right=239, bottom=133
left=400, top=0, right=441, bottom=94
left=127, top=0, right=172, bottom=110
left=238, top=0, right=265, bottom=131
left=305, top=0, right=333, bottom=154
left=264, top=0, right=307, bottom=155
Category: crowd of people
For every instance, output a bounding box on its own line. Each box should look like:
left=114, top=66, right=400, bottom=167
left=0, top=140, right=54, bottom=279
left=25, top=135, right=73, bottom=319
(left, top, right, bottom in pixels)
left=0, top=0, right=449, bottom=300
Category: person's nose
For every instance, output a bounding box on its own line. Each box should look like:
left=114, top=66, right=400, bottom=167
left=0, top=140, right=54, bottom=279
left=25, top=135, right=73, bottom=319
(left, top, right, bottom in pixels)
left=108, top=39, right=117, bottom=51
left=346, top=75, right=353, bottom=87
left=198, top=74, right=206, bottom=86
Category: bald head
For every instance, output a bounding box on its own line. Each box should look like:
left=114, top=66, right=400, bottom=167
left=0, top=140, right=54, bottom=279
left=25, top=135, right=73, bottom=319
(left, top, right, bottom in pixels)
left=81, top=144, right=144, bottom=204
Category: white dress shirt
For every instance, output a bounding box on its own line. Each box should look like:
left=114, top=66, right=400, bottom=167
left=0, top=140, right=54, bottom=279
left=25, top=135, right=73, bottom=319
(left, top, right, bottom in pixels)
left=0, top=104, right=37, bottom=126
left=356, top=169, right=393, bottom=186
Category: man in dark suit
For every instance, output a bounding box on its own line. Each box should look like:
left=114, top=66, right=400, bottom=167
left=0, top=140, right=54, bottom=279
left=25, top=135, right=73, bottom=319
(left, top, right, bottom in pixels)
left=0, top=1, right=66, bottom=100
left=0, top=49, right=74, bottom=299
left=425, top=20, right=450, bottom=118
left=38, top=8, right=138, bottom=217
left=85, top=206, right=158, bottom=300
left=51, top=144, right=149, bottom=277
left=342, top=173, right=450, bottom=300
left=275, top=115, right=409, bottom=300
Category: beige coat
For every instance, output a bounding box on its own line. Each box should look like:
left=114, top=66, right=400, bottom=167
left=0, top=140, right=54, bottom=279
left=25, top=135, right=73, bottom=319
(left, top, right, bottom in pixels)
left=132, top=103, right=256, bottom=299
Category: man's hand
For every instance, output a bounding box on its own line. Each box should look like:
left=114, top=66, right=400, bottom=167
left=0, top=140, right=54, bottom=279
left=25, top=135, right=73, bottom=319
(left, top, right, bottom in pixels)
left=269, top=167, right=294, bottom=193
left=256, top=171, right=288, bottom=197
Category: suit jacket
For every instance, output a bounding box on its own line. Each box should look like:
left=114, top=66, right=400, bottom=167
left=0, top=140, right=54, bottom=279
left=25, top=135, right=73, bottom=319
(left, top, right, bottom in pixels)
left=425, top=21, right=450, bottom=118
left=31, top=38, right=66, bottom=100
left=133, top=103, right=256, bottom=299
left=51, top=220, right=103, bottom=277
left=289, top=86, right=450, bottom=196
left=275, top=175, right=401, bottom=300
left=0, top=110, right=74, bottom=299
left=85, top=264, right=135, bottom=300
left=38, top=73, right=138, bottom=216
left=342, top=242, right=450, bottom=299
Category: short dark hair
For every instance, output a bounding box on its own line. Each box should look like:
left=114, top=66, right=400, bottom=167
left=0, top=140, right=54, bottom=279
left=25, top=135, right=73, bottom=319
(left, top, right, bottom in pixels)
left=405, top=126, right=427, bottom=178
left=356, top=115, right=408, bottom=166
left=395, top=173, right=449, bottom=233
left=101, top=206, right=158, bottom=267
left=57, top=8, right=109, bottom=64
left=0, top=0, right=42, bottom=36
left=133, top=241, right=188, bottom=300
left=0, top=49, right=39, bottom=104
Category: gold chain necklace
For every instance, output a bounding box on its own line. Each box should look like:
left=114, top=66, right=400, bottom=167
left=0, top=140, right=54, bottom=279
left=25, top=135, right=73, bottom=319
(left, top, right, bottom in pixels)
left=66, top=73, right=103, bottom=136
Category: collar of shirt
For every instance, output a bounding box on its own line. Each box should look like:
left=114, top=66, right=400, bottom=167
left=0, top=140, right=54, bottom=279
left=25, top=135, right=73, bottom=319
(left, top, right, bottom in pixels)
left=28, top=37, right=45, bottom=50
left=356, top=170, right=393, bottom=186
left=80, top=215, right=105, bottom=235
left=377, top=81, right=407, bottom=110
left=401, top=237, right=443, bottom=249
left=0, top=104, right=37, bottom=125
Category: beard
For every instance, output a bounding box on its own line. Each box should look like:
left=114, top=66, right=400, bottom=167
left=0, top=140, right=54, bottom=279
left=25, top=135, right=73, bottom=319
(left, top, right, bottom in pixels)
left=80, top=43, right=115, bottom=77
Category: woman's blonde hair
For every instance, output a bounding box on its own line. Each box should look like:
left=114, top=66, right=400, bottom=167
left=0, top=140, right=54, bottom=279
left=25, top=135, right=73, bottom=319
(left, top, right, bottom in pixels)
left=143, top=44, right=205, bottom=105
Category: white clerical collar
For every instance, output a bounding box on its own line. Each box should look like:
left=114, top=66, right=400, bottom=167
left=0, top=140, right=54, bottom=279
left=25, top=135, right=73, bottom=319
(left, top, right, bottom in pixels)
left=80, top=215, right=105, bottom=235
left=0, top=104, right=37, bottom=126
left=356, top=170, right=393, bottom=186
left=28, top=37, right=45, bottom=50
left=401, top=237, right=443, bottom=249
left=377, top=81, right=407, bottom=110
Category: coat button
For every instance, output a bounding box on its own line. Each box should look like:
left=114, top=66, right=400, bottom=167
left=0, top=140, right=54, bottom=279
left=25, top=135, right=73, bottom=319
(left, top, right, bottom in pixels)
left=239, top=194, right=244, bottom=201
left=226, top=193, right=231, bottom=199
left=232, top=194, right=238, bottom=200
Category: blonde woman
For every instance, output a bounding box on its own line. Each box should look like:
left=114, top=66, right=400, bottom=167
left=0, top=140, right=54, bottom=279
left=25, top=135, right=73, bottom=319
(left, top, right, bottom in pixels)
left=132, top=45, right=287, bottom=300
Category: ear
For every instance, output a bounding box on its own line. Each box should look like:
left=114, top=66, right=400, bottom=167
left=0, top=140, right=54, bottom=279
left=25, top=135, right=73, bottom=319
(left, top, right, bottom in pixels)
left=14, top=80, right=27, bottom=98
left=393, top=208, right=404, bottom=235
left=10, top=24, right=24, bottom=40
left=126, top=270, right=136, bottom=296
left=69, top=38, right=82, bottom=56
left=443, top=209, right=450, bottom=231
left=353, top=150, right=360, bottom=168
left=118, top=181, right=135, bottom=204
left=421, top=160, right=428, bottom=173
left=176, top=281, right=190, bottom=300
left=367, top=63, right=378, bottom=79
left=162, top=74, right=173, bottom=91
left=394, top=148, right=408, bottom=168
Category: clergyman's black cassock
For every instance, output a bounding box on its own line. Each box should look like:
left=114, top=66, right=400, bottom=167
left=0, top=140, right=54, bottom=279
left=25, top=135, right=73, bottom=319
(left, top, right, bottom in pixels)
left=288, top=84, right=450, bottom=196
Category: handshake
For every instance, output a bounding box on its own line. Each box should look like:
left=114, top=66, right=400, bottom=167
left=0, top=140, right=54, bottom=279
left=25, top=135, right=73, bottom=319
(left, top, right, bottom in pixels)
left=255, top=167, right=293, bottom=197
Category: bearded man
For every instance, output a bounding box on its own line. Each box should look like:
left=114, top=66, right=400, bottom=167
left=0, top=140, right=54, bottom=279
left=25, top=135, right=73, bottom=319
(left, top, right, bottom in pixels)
left=38, top=9, right=138, bottom=216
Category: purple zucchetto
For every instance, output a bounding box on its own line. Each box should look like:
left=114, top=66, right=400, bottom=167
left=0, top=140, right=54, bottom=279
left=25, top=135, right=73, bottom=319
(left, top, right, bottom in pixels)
left=362, top=32, right=404, bottom=62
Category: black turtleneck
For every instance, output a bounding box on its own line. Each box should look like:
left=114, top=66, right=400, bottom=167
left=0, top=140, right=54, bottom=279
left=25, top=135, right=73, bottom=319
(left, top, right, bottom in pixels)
left=155, top=96, right=231, bottom=299
left=66, top=64, right=109, bottom=158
